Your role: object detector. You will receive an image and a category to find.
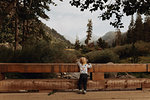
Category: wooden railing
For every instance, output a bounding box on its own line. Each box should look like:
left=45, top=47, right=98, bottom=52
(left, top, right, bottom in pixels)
left=0, top=63, right=149, bottom=73
left=0, top=63, right=150, bottom=92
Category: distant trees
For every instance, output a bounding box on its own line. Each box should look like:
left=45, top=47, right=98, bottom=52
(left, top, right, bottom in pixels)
left=85, top=19, right=92, bottom=46
left=74, top=36, right=80, bottom=50
left=134, top=13, right=143, bottom=41
left=114, top=29, right=122, bottom=46
left=111, top=13, right=150, bottom=48
left=97, top=37, right=108, bottom=49
left=125, top=13, right=150, bottom=44
left=126, top=15, right=135, bottom=44
left=143, top=16, right=150, bottom=42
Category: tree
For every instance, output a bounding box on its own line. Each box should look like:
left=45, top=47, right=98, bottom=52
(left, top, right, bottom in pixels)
left=97, top=37, right=108, bottom=49
left=134, top=13, right=143, bottom=41
left=0, top=0, right=56, bottom=49
left=0, top=0, right=56, bottom=26
left=70, top=0, right=150, bottom=28
left=74, top=36, right=80, bottom=50
left=0, top=0, right=19, bottom=25
left=114, top=29, right=122, bottom=46
left=126, top=15, right=135, bottom=44
left=143, top=15, right=150, bottom=42
left=85, top=19, right=92, bottom=46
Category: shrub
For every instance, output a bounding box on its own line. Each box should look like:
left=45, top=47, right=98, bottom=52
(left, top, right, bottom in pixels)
left=135, top=41, right=150, bottom=56
left=113, top=41, right=150, bottom=59
left=112, top=44, right=132, bottom=58
left=86, top=49, right=119, bottom=63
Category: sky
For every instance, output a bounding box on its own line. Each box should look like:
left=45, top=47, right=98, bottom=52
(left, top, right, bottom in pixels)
left=40, top=0, right=131, bottom=43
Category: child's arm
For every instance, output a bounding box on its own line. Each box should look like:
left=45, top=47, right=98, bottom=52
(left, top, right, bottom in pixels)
left=76, top=59, right=82, bottom=67
left=87, top=63, right=92, bottom=68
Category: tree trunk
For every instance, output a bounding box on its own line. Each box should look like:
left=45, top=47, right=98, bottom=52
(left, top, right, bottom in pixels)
left=15, top=9, right=19, bottom=50
left=0, top=0, right=18, bottom=26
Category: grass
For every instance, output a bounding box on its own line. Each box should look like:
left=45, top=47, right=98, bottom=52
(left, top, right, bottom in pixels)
left=120, top=56, right=150, bottom=63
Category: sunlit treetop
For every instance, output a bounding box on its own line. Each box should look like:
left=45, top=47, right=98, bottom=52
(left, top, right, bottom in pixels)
left=70, top=0, right=150, bottom=28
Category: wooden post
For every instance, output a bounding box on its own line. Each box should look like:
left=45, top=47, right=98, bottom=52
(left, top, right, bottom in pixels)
left=0, top=73, right=4, bottom=80
left=92, top=72, right=104, bottom=81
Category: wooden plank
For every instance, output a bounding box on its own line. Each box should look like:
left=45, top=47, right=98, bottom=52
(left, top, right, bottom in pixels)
left=0, top=79, right=104, bottom=91
left=92, top=73, right=104, bottom=80
left=0, top=63, right=79, bottom=73
left=147, top=64, right=150, bottom=72
left=1, top=78, right=150, bottom=92
left=0, top=63, right=147, bottom=73
left=0, top=73, right=4, bottom=80
left=91, top=64, right=147, bottom=72
left=105, top=78, right=149, bottom=90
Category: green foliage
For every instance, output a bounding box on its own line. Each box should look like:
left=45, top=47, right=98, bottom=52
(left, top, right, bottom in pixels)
left=113, top=29, right=122, bottom=46
left=86, top=49, right=119, bottom=63
left=97, top=37, right=108, bottom=49
left=0, top=40, right=77, bottom=63
left=81, top=45, right=92, bottom=54
left=70, top=0, right=150, bottom=28
left=126, top=15, right=134, bottom=44
left=134, top=41, right=150, bottom=56
left=74, top=38, right=80, bottom=50
left=143, top=16, right=150, bottom=42
left=0, top=33, right=14, bottom=43
left=125, top=14, right=150, bottom=44
left=113, top=44, right=132, bottom=58
left=113, top=41, right=150, bottom=59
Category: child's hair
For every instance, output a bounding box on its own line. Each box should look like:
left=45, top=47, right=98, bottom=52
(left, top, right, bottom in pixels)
left=80, top=57, right=87, bottom=65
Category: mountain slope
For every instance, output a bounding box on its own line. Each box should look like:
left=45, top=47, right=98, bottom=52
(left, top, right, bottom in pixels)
left=79, top=31, right=117, bottom=45
left=80, top=34, right=100, bottom=45
left=41, top=24, right=72, bottom=47
left=102, top=31, right=116, bottom=45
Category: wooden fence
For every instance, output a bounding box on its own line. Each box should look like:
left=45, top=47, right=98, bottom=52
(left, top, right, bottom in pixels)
left=0, top=63, right=150, bottom=92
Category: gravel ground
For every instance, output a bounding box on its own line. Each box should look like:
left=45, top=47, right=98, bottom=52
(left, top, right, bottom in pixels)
left=1, top=90, right=150, bottom=100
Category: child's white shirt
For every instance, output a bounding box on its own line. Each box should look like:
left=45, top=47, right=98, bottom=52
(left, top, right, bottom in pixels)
left=77, top=61, right=92, bottom=74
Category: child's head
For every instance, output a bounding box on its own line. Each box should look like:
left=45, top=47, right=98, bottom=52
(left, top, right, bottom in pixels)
left=80, top=57, right=87, bottom=65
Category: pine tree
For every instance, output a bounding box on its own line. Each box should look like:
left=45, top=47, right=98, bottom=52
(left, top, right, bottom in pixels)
left=134, top=13, right=143, bottom=41
left=114, top=29, right=122, bottom=46
left=74, top=35, right=80, bottom=50
left=143, top=15, right=150, bottom=42
left=126, top=15, right=135, bottom=44
left=97, top=37, right=108, bottom=49
left=85, top=19, right=92, bottom=46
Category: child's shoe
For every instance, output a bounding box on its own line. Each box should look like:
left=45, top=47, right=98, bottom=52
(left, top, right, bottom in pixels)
left=78, top=90, right=82, bottom=94
left=83, top=90, right=86, bottom=94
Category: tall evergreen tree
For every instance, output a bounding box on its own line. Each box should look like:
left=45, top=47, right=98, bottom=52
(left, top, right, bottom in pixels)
left=134, top=13, right=143, bottom=41
left=74, top=35, right=80, bottom=50
left=126, top=15, right=135, bottom=44
left=114, top=29, right=122, bottom=46
left=143, top=15, right=150, bottom=42
left=97, top=37, right=108, bottom=49
left=85, top=19, right=92, bottom=46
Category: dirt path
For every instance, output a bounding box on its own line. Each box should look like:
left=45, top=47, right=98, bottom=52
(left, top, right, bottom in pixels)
left=1, top=90, right=150, bottom=100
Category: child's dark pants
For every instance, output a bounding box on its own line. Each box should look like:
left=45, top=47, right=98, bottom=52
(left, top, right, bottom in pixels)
left=78, top=74, right=88, bottom=90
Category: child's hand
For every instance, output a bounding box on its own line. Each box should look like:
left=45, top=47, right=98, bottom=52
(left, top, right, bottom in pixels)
left=76, top=59, right=80, bottom=62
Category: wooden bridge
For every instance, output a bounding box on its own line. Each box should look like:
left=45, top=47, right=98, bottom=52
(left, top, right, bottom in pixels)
left=0, top=63, right=150, bottom=92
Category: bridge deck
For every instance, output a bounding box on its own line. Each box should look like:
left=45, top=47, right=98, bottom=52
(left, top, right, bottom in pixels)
left=1, top=91, right=150, bottom=100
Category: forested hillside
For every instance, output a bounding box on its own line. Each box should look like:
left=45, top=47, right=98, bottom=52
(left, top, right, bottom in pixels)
left=0, top=0, right=72, bottom=49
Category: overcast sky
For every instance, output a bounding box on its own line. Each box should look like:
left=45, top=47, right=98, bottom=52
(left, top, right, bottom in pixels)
left=40, top=0, right=131, bottom=43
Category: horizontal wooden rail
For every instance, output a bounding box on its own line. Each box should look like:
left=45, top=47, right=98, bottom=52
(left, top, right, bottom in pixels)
left=0, top=78, right=150, bottom=91
left=0, top=63, right=149, bottom=73
left=0, top=79, right=104, bottom=91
